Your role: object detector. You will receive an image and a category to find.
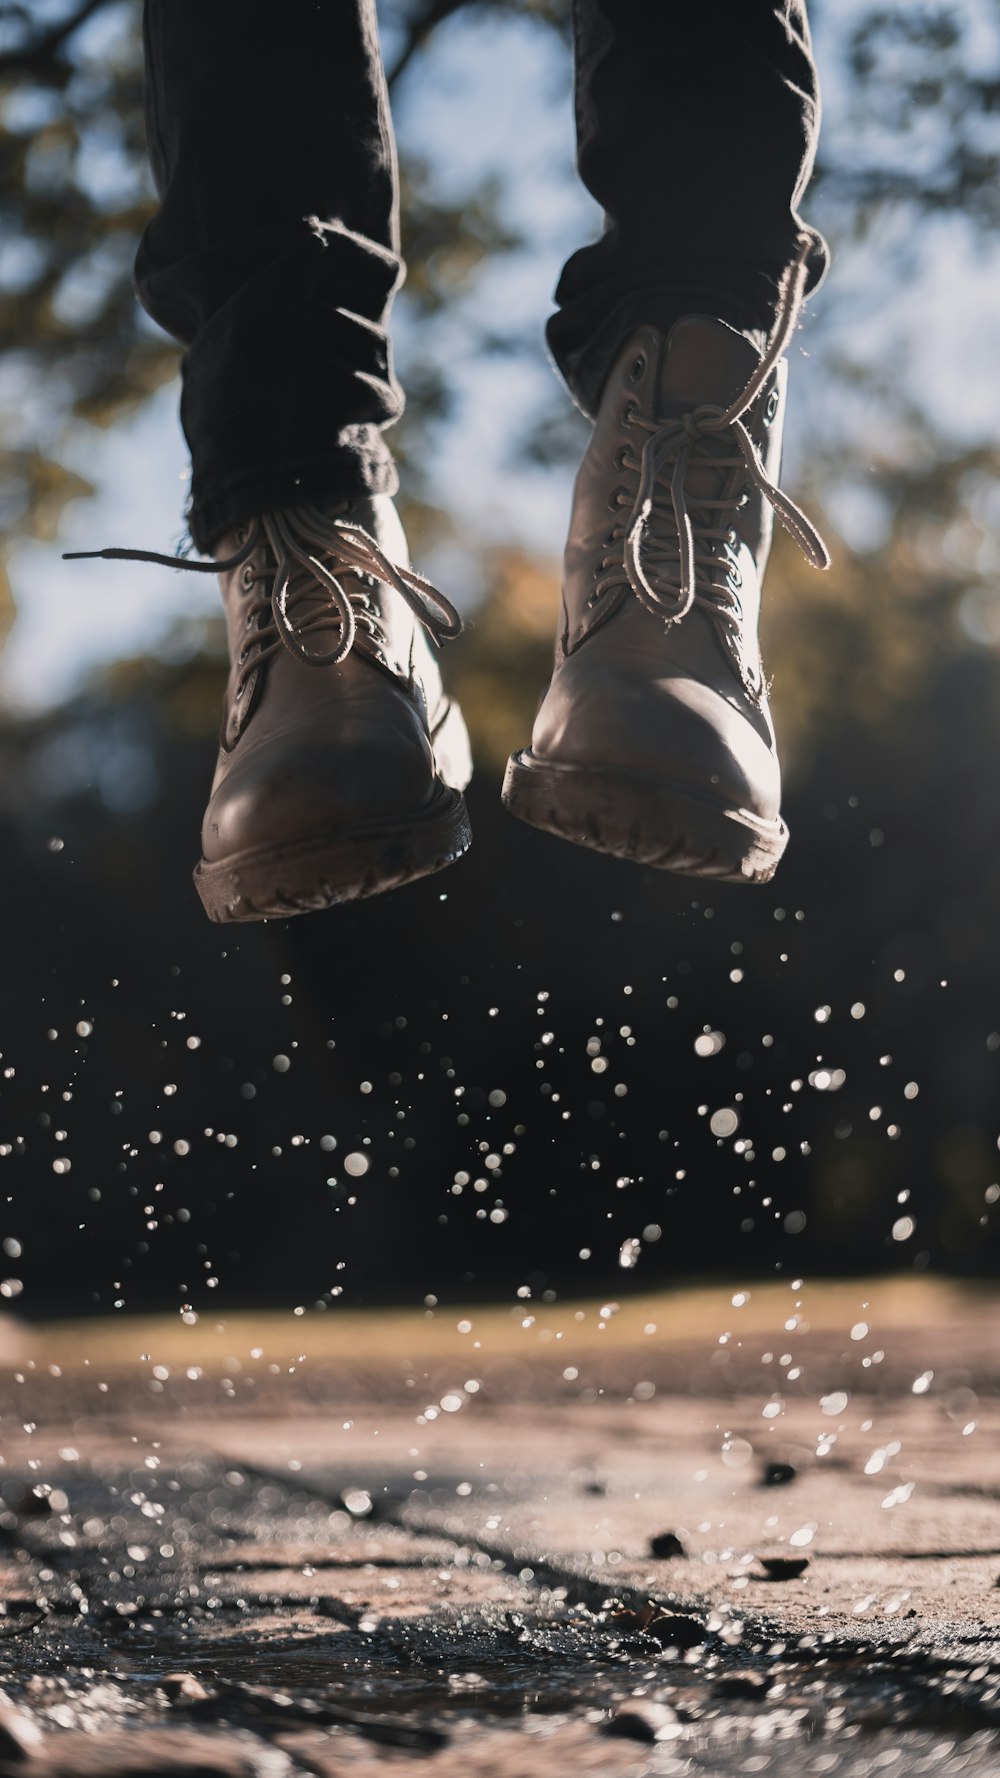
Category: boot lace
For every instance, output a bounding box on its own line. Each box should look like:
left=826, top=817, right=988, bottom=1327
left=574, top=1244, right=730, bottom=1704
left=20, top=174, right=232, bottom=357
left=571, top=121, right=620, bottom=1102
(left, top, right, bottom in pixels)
left=64, top=504, right=463, bottom=696
left=595, top=236, right=830, bottom=632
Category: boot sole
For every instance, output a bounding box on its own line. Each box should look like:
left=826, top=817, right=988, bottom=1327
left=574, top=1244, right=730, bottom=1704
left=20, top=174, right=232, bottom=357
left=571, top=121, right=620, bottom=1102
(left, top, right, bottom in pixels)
left=502, top=750, right=787, bottom=885
left=193, top=780, right=472, bottom=924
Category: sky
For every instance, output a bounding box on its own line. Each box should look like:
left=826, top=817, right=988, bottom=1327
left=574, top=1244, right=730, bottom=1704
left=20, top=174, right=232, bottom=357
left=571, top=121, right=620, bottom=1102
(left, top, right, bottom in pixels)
left=3, top=2, right=1000, bottom=711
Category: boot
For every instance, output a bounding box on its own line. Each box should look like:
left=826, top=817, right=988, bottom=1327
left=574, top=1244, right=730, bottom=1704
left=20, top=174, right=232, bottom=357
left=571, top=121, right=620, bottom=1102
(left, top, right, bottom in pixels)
left=195, top=498, right=472, bottom=920
left=503, top=250, right=828, bottom=884
left=72, top=499, right=472, bottom=921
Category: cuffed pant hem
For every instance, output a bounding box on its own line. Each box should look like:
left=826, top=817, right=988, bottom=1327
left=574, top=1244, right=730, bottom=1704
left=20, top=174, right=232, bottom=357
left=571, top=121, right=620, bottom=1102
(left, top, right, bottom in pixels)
left=549, top=233, right=829, bottom=418
left=188, top=442, right=398, bottom=554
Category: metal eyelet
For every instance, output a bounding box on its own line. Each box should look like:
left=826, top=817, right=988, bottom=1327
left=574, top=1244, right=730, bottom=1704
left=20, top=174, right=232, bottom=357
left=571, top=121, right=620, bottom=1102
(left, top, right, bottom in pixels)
left=627, top=354, right=646, bottom=384
left=763, top=387, right=780, bottom=426
left=234, top=682, right=245, bottom=701
left=241, top=563, right=255, bottom=589
left=607, top=486, right=628, bottom=512
left=620, top=400, right=637, bottom=429
left=613, top=446, right=632, bottom=471
left=730, top=565, right=743, bottom=589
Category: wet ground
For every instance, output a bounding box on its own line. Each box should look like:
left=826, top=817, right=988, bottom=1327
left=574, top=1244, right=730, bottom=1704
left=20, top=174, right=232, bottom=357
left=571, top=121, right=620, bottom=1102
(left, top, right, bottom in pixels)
left=0, top=1276, right=997, bottom=1775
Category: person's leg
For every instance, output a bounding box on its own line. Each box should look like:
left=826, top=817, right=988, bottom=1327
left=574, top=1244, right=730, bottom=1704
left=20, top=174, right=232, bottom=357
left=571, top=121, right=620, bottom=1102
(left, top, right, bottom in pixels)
left=136, top=0, right=404, bottom=554
left=547, top=0, right=827, bottom=418
left=504, top=0, right=828, bottom=883
left=120, top=3, right=472, bottom=920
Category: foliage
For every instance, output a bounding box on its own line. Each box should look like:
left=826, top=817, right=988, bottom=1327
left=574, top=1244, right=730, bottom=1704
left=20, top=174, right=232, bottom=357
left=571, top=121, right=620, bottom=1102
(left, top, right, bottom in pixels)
left=0, top=0, right=557, bottom=569
left=0, top=1, right=167, bottom=559
left=814, top=2, right=1000, bottom=231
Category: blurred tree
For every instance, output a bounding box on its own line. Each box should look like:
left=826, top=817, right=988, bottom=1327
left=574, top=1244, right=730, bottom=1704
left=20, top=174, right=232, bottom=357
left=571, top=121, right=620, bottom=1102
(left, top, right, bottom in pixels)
left=3, top=4, right=998, bottom=522
left=813, top=2, right=1000, bottom=230
left=0, top=0, right=561, bottom=630
left=3, top=2, right=999, bottom=780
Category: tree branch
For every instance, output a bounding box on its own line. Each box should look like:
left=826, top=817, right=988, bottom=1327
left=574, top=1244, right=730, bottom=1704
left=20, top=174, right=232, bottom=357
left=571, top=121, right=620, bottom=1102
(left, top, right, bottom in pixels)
left=387, top=0, right=480, bottom=89
left=0, top=0, right=114, bottom=80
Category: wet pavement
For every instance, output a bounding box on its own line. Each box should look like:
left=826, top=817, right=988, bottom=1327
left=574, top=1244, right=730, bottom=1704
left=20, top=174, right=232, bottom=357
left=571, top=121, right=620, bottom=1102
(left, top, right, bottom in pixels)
left=0, top=1276, right=997, bottom=1775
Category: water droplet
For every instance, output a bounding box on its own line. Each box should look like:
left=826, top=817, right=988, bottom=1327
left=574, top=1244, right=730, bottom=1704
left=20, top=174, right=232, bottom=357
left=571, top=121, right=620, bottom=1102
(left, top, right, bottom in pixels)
left=881, top=1482, right=915, bottom=1509
left=343, top=1489, right=372, bottom=1516
left=721, top=1437, right=754, bottom=1468
left=710, top=1107, right=739, bottom=1138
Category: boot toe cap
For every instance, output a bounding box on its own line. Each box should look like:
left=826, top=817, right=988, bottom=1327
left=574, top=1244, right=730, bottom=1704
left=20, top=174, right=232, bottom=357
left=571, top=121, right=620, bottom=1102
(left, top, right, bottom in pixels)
left=530, top=662, right=781, bottom=823
left=202, top=717, right=436, bottom=864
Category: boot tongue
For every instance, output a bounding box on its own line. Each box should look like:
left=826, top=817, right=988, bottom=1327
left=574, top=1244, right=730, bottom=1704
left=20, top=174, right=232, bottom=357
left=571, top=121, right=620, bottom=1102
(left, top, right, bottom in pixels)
left=653, top=318, right=763, bottom=509
left=655, top=317, right=762, bottom=414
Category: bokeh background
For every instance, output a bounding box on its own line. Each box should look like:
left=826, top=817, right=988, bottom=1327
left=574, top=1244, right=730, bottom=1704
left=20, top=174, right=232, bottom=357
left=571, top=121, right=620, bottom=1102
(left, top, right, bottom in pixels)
left=1, top=0, right=999, bottom=1318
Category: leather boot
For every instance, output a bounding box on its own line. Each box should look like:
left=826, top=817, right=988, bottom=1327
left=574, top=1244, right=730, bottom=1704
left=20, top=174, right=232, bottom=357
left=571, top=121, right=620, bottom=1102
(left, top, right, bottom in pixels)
left=503, top=250, right=828, bottom=884
left=188, top=497, right=472, bottom=921
left=68, top=496, right=471, bottom=921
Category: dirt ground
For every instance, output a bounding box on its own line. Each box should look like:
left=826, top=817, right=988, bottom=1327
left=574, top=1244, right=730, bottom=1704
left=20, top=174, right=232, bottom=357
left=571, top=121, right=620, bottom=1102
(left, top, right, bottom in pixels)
left=0, top=1275, right=997, bottom=1776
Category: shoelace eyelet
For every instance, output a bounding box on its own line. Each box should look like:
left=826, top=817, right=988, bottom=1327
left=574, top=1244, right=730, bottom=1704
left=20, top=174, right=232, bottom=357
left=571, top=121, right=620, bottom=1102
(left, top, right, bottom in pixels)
left=607, top=486, right=628, bottom=512
left=628, top=354, right=646, bottom=384
left=610, top=234, right=828, bottom=631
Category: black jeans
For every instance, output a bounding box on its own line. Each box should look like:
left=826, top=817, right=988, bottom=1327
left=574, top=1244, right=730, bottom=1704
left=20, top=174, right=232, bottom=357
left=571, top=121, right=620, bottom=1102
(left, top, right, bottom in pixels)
left=136, top=0, right=826, bottom=553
